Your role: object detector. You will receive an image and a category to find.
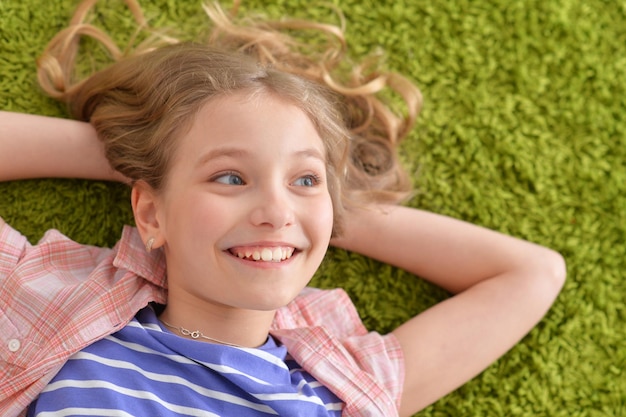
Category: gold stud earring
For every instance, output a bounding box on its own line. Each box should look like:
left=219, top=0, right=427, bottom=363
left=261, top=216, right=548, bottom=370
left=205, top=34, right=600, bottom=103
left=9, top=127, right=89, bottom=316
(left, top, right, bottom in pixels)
left=145, top=237, right=155, bottom=252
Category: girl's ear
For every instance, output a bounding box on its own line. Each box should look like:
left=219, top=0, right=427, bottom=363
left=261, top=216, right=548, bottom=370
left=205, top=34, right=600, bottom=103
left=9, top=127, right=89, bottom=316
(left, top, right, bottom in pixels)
left=131, top=181, right=164, bottom=250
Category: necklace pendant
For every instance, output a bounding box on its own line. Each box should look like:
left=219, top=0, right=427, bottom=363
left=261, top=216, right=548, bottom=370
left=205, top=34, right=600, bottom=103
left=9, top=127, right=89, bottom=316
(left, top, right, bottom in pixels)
left=161, top=319, right=247, bottom=348
left=180, top=327, right=201, bottom=339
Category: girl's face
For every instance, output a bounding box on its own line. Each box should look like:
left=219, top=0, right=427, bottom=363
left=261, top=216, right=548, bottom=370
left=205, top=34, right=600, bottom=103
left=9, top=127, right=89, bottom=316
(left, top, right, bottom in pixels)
left=152, top=92, right=334, bottom=313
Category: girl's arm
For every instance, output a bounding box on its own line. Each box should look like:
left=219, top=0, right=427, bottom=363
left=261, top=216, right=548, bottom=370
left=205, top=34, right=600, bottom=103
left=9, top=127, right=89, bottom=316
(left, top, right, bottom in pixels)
left=0, top=111, right=123, bottom=182
left=331, top=205, right=566, bottom=417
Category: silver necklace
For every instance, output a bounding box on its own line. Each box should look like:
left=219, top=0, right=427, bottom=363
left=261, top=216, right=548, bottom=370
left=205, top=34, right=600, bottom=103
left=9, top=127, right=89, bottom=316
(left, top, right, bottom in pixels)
left=160, top=319, right=244, bottom=348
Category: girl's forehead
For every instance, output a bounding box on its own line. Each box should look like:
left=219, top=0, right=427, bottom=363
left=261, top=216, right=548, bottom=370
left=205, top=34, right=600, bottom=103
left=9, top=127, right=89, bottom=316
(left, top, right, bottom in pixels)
left=173, top=92, right=327, bottom=162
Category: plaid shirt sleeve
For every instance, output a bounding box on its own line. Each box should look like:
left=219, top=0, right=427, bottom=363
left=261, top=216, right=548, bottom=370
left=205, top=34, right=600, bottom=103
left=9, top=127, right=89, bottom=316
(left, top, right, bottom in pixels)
left=0, top=220, right=31, bottom=368
left=272, top=288, right=405, bottom=416
left=0, top=220, right=36, bottom=416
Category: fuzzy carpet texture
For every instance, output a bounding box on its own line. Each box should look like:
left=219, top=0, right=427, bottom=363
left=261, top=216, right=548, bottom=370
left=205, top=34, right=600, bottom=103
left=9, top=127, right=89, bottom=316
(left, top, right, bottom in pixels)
left=1, top=0, right=624, bottom=416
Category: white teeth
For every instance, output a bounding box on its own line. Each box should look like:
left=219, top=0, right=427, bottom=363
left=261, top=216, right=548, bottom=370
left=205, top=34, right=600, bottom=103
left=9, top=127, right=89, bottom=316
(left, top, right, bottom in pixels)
left=232, top=246, right=295, bottom=262
left=261, top=248, right=273, bottom=261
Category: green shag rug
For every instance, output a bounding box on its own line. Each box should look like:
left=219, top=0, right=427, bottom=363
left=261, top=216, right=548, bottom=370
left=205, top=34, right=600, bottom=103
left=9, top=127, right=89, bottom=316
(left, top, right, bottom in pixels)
left=1, top=0, right=625, bottom=415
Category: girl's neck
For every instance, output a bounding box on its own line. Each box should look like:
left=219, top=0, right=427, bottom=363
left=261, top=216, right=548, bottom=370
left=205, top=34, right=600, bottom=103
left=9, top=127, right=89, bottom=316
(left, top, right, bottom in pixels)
left=159, top=292, right=276, bottom=348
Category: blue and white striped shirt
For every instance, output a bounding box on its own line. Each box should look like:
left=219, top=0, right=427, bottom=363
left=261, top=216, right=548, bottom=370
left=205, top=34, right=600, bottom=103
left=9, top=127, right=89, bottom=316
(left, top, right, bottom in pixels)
left=28, top=306, right=343, bottom=416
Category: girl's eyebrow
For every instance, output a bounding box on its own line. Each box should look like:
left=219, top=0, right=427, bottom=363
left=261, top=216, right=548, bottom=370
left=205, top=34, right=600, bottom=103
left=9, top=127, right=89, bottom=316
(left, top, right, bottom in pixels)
left=293, top=148, right=326, bottom=163
left=195, top=147, right=249, bottom=168
left=195, top=147, right=326, bottom=167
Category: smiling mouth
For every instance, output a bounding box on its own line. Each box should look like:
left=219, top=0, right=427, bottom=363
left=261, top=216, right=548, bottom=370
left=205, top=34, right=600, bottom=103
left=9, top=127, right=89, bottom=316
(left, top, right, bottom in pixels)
left=227, top=246, right=297, bottom=263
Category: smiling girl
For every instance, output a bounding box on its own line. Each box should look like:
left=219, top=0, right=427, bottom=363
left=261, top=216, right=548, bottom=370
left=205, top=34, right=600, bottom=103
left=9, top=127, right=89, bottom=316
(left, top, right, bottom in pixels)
left=0, top=1, right=565, bottom=416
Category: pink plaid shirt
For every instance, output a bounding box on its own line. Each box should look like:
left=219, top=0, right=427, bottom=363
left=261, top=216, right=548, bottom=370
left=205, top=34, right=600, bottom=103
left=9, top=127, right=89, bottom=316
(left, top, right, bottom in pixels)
left=0, top=221, right=404, bottom=417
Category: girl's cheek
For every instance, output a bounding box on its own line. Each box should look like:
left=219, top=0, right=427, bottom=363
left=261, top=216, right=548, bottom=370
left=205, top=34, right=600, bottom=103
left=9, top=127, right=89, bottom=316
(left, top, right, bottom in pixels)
left=310, top=197, right=334, bottom=237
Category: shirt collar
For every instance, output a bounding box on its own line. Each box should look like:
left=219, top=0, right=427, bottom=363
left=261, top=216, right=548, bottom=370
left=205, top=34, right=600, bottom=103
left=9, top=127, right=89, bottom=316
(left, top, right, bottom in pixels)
left=112, top=225, right=167, bottom=289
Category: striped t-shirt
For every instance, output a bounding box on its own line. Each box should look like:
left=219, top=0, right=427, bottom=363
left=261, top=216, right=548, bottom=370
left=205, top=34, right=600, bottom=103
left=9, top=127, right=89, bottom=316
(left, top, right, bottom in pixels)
left=27, top=306, right=343, bottom=416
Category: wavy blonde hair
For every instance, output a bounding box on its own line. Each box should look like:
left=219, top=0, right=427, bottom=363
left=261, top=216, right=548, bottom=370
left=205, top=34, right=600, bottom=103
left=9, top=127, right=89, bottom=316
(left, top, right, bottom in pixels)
left=37, top=0, right=422, bottom=235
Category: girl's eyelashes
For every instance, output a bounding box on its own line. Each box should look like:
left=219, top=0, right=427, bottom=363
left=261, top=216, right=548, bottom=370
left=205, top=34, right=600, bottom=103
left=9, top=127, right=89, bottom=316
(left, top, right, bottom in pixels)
left=293, top=174, right=321, bottom=187
left=212, top=171, right=245, bottom=185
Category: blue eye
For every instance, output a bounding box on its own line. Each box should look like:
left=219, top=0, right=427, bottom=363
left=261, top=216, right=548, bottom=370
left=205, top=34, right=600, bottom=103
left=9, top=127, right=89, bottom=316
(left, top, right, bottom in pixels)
left=214, top=173, right=245, bottom=185
left=293, top=175, right=320, bottom=187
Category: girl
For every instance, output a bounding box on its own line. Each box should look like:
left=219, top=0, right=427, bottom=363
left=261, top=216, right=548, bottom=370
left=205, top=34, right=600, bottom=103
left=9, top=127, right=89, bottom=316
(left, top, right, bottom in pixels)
left=0, top=1, right=566, bottom=416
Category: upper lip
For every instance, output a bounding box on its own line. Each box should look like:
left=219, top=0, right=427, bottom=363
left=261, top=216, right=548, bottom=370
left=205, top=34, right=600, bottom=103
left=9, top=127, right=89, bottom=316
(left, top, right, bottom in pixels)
left=225, top=241, right=300, bottom=250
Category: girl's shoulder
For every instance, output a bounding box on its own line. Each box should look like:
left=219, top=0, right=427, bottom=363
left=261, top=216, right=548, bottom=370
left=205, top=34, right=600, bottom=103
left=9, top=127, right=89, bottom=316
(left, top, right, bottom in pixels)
left=272, top=287, right=367, bottom=338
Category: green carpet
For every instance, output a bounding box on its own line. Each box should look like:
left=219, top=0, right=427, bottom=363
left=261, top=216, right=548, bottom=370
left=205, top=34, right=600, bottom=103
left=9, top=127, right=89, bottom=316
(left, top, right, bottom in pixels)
left=1, top=0, right=624, bottom=415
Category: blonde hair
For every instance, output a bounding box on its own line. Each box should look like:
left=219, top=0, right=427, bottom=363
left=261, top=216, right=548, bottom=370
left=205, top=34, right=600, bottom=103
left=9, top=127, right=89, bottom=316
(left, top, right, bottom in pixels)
left=37, top=0, right=422, bottom=235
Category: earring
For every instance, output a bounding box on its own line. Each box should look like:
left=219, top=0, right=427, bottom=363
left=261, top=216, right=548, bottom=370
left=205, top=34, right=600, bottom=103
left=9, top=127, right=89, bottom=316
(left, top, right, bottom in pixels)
left=145, top=237, right=155, bottom=252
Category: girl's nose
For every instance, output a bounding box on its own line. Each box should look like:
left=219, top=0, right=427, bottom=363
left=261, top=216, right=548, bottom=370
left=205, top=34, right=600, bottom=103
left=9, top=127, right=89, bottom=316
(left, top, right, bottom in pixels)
left=248, top=185, right=295, bottom=229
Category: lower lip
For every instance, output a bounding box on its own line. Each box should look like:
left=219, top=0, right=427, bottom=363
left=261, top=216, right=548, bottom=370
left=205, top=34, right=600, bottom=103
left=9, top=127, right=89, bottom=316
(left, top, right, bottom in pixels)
left=225, top=251, right=298, bottom=269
